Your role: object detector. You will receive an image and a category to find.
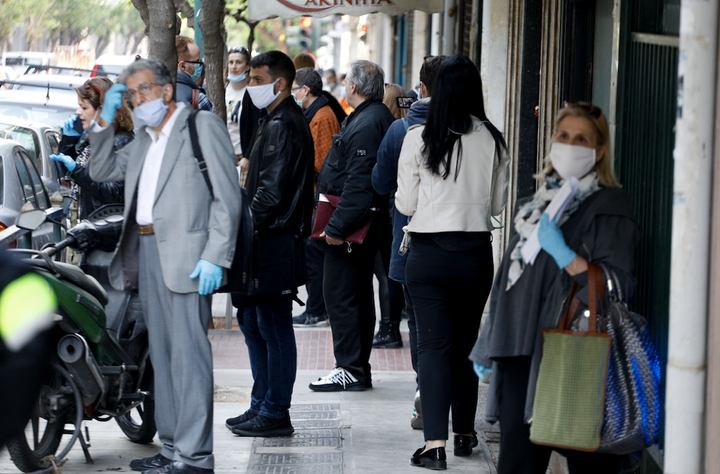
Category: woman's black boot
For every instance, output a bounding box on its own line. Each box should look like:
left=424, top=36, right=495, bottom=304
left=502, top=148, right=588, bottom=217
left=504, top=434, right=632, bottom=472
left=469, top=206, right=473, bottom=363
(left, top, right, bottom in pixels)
left=409, top=446, right=447, bottom=470
left=453, top=430, right=478, bottom=456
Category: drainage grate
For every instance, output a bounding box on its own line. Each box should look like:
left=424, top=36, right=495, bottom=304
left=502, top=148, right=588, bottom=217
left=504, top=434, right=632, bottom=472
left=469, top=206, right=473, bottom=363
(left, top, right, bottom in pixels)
left=249, top=404, right=344, bottom=473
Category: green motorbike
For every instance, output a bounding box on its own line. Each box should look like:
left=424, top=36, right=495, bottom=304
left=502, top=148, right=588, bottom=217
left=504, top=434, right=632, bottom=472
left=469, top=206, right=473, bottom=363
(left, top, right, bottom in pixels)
left=6, top=206, right=156, bottom=472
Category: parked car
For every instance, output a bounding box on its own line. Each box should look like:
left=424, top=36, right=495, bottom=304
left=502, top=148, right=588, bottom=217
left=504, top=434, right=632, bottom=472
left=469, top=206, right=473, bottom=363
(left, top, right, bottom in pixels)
left=0, top=115, right=68, bottom=198
left=91, top=54, right=136, bottom=77
left=0, top=138, right=57, bottom=247
left=1, top=52, right=55, bottom=77
left=8, top=74, right=87, bottom=99
left=0, top=89, right=78, bottom=129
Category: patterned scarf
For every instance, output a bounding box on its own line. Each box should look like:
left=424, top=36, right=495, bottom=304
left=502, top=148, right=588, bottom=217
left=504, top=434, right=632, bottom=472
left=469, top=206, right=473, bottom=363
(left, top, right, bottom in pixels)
left=506, top=172, right=600, bottom=289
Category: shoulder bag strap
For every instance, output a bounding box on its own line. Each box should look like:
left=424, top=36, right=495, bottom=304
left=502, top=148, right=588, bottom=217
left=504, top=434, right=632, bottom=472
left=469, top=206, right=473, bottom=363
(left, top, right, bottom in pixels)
left=188, top=110, right=215, bottom=199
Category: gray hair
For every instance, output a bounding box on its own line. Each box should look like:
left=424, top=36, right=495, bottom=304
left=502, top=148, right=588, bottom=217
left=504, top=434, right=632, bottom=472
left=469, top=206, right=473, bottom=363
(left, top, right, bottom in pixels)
left=346, top=60, right=384, bottom=102
left=118, top=59, right=174, bottom=93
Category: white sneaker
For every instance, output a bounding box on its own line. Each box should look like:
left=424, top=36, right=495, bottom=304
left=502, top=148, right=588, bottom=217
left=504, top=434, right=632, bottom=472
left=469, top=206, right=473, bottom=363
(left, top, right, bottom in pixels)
left=308, top=367, right=365, bottom=392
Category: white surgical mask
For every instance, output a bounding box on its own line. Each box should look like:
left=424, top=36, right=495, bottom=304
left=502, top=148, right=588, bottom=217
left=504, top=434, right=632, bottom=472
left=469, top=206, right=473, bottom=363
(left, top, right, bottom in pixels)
left=133, top=98, right=169, bottom=128
left=246, top=79, right=280, bottom=109
left=550, top=142, right=597, bottom=180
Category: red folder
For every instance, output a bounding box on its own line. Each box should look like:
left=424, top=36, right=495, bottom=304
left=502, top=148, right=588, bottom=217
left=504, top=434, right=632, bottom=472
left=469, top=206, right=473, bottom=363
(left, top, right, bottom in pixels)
left=310, top=194, right=376, bottom=244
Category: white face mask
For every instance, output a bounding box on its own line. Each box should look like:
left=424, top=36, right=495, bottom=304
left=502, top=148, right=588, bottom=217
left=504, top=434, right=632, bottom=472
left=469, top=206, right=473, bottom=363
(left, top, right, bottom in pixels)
left=133, top=98, right=169, bottom=128
left=550, top=142, right=597, bottom=180
left=246, top=79, right=280, bottom=109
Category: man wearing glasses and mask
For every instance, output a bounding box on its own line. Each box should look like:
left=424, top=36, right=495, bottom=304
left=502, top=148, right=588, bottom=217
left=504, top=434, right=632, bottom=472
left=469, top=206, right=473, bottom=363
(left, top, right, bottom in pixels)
left=175, top=35, right=212, bottom=111
left=89, top=59, right=241, bottom=474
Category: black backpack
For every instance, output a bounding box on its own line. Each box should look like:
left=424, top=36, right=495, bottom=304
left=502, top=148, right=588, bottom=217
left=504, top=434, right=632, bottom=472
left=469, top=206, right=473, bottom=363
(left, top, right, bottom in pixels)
left=187, top=110, right=255, bottom=295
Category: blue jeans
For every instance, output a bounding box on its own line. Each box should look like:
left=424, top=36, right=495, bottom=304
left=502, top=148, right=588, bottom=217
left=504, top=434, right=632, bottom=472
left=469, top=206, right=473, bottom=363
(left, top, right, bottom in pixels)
left=239, top=300, right=297, bottom=419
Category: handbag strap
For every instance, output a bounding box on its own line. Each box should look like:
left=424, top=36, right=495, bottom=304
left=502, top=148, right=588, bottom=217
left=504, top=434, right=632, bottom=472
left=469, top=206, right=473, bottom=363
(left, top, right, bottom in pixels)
left=187, top=109, right=215, bottom=200
left=558, top=263, right=606, bottom=333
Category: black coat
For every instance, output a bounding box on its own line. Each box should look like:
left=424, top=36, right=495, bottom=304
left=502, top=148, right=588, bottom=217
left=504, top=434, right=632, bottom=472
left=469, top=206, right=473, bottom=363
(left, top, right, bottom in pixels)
left=245, top=96, right=314, bottom=239
left=315, top=99, right=395, bottom=241
left=59, top=130, right=132, bottom=220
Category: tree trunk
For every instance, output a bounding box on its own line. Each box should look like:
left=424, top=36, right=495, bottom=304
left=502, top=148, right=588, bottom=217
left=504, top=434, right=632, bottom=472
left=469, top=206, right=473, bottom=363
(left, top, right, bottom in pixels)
left=146, top=0, right=178, bottom=94
left=199, top=0, right=226, bottom=121
left=96, top=35, right=110, bottom=57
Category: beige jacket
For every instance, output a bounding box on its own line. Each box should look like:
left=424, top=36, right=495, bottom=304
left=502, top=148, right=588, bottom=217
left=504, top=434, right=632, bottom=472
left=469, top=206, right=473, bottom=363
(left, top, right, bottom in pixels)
left=395, top=117, right=509, bottom=233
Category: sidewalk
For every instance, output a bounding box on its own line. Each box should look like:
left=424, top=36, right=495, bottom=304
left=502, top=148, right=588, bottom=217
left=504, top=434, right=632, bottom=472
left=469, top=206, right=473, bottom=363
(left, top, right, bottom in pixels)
left=0, top=326, right=504, bottom=474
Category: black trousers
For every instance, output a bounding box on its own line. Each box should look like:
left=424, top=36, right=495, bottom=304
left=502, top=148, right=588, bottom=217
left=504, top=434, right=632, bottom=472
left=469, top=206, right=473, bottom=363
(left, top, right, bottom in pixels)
left=405, top=235, right=494, bottom=440
left=497, top=357, right=625, bottom=474
left=304, top=243, right=326, bottom=316
left=404, top=284, right=418, bottom=384
left=323, top=238, right=378, bottom=383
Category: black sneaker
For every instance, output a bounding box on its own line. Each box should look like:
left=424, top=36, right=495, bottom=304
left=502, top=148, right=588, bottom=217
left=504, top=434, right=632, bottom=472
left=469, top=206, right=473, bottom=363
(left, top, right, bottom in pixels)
left=231, top=413, right=294, bottom=437
left=225, top=409, right=258, bottom=431
left=129, top=453, right=171, bottom=471
left=309, top=367, right=366, bottom=392
left=292, top=312, right=329, bottom=327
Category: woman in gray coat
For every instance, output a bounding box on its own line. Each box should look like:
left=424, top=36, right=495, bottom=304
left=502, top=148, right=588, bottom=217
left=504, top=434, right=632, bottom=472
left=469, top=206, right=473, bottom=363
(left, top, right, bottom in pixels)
left=470, top=103, right=640, bottom=474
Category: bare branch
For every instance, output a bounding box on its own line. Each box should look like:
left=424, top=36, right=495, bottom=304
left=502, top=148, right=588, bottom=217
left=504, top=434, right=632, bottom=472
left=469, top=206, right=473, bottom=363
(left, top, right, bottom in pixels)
left=131, top=0, right=151, bottom=36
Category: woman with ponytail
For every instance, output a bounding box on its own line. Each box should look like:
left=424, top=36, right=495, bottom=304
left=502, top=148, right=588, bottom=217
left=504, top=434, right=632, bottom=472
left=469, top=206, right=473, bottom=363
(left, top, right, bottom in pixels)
left=395, top=54, right=510, bottom=470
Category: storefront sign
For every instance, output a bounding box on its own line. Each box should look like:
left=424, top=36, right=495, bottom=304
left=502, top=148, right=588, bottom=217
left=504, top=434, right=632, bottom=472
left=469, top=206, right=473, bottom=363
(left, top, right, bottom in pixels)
left=249, top=0, right=444, bottom=20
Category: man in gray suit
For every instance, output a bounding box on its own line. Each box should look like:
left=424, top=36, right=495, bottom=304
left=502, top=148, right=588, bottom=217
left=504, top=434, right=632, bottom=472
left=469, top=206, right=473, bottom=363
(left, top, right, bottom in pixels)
left=89, top=59, right=241, bottom=474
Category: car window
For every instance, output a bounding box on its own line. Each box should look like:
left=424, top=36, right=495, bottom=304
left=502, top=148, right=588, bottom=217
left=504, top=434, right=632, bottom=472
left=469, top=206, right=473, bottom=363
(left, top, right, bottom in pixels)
left=45, top=130, right=61, bottom=179
left=0, top=156, right=4, bottom=206
left=21, top=150, right=48, bottom=209
left=0, top=104, right=74, bottom=129
left=13, top=149, right=36, bottom=208
left=0, top=123, right=41, bottom=170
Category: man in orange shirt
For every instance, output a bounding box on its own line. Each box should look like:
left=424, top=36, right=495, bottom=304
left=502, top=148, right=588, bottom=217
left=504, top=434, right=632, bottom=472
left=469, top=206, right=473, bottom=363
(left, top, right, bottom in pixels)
left=291, top=67, right=341, bottom=327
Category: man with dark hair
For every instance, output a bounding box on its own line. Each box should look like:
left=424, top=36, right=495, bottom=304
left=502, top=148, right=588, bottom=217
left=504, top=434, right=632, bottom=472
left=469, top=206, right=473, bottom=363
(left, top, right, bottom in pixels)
left=290, top=68, right=341, bottom=328
left=309, top=60, right=395, bottom=392
left=371, top=55, right=448, bottom=428
left=175, top=35, right=212, bottom=111
left=225, top=51, right=314, bottom=436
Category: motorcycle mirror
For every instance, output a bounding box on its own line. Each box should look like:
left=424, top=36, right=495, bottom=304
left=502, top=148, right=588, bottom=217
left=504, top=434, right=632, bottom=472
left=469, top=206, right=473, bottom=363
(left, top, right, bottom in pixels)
left=16, top=209, right=47, bottom=231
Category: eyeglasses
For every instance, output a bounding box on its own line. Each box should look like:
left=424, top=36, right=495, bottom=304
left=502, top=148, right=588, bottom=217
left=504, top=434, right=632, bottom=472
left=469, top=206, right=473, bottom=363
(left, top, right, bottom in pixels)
left=185, top=59, right=204, bottom=66
left=126, top=82, right=157, bottom=100
left=229, top=46, right=249, bottom=54
left=291, top=86, right=303, bottom=91
left=563, top=101, right=602, bottom=118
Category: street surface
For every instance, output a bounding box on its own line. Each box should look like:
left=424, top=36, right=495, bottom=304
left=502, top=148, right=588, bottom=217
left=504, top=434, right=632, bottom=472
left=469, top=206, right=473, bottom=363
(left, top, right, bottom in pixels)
left=0, top=322, right=504, bottom=474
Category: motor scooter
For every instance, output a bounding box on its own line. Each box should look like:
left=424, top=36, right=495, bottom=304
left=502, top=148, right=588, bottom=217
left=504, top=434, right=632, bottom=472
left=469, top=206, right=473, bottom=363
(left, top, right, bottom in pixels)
left=6, top=205, right=155, bottom=473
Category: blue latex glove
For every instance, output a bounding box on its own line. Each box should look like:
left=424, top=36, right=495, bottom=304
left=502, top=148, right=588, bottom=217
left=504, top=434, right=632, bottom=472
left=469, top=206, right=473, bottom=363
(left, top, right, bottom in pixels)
left=50, top=153, right=76, bottom=173
left=537, top=213, right=577, bottom=269
left=473, top=363, right=492, bottom=383
left=62, top=115, right=85, bottom=137
left=189, top=259, right=223, bottom=295
left=100, top=84, right=127, bottom=124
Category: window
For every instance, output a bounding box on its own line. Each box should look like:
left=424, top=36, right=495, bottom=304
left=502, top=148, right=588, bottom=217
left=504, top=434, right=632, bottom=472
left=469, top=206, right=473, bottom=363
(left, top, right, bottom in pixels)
left=14, top=149, right=36, bottom=208
left=45, top=130, right=61, bottom=180
left=0, top=123, right=41, bottom=172
left=20, top=149, right=49, bottom=209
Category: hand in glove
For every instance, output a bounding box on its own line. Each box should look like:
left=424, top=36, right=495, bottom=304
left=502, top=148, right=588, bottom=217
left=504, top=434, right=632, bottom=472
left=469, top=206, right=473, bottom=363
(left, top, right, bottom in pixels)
left=473, top=363, right=492, bottom=383
left=50, top=153, right=76, bottom=173
left=537, top=213, right=577, bottom=270
left=100, top=84, right=127, bottom=124
left=62, top=115, right=85, bottom=137
left=189, top=259, right=223, bottom=295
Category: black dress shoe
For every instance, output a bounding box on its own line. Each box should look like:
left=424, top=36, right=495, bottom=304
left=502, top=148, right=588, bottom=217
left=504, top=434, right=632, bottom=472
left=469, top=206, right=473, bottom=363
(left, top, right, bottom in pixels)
left=130, top=453, right=171, bottom=471
left=453, top=430, right=478, bottom=456
left=142, top=460, right=213, bottom=474
left=409, top=446, right=447, bottom=470
left=231, top=413, right=294, bottom=437
left=225, top=409, right=258, bottom=430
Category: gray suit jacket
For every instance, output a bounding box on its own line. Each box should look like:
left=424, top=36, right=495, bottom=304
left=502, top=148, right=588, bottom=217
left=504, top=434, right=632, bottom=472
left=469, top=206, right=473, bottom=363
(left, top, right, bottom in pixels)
left=89, top=106, right=241, bottom=294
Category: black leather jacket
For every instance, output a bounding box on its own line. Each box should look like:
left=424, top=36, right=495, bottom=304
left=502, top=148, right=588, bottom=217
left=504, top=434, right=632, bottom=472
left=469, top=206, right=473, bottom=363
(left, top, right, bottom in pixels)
left=315, top=99, right=395, bottom=240
left=245, top=96, right=314, bottom=239
left=60, top=130, right=132, bottom=220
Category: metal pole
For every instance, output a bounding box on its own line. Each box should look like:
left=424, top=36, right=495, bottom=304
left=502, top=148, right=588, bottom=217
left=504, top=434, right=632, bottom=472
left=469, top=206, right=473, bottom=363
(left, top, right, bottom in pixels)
left=442, top=0, right=455, bottom=56
left=666, top=1, right=719, bottom=472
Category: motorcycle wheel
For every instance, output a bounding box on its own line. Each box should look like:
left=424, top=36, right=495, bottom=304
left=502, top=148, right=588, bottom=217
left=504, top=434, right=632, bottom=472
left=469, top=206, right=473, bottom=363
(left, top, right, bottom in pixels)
left=116, top=396, right=156, bottom=443
left=7, top=364, right=83, bottom=473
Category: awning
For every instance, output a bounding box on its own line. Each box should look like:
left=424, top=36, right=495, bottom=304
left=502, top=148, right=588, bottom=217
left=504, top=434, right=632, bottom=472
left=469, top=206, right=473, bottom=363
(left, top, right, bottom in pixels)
left=248, top=0, right=444, bottom=21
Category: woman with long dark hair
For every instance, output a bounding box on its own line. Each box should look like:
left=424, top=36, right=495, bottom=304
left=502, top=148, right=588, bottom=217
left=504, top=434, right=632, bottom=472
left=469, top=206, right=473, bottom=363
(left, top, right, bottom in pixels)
left=396, top=54, right=509, bottom=470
